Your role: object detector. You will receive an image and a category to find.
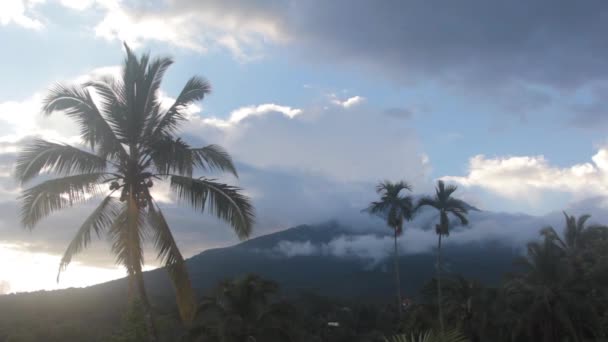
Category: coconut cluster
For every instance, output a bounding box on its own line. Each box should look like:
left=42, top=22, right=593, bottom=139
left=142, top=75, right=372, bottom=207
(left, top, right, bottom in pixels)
left=109, top=179, right=154, bottom=207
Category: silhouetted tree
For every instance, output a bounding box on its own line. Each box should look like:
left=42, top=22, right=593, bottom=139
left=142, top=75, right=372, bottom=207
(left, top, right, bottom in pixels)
left=189, top=275, right=295, bottom=342
left=15, top=44, right=254, bottom=341
left=416, top=180, right=469, bottom=334
left=365, top=180, right=414, bottom=317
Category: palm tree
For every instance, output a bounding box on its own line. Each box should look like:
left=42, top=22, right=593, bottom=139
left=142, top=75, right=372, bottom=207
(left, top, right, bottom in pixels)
left=15, top=44, right=254, bottom=341
left=189, top=275, right=295, bottom=342
left=365, top=180, right=414, bottom=317
left=416, top=180, right=469, bottom=334
left=541, top=212, right=600, bottom=253
left=384, top=328, right=467, bottom=342
left=503, top=239, right=597, bottom=342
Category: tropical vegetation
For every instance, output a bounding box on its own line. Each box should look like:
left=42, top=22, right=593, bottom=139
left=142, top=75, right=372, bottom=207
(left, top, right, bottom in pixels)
left=6, top=44, right=608, bottom=342
left=365, top=181, right=414, bottom=317
left=15, top=44, right=254, bottom=341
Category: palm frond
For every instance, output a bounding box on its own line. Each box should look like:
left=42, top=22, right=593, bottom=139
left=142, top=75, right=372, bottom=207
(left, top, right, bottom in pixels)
left=153, top=76, right=211, bottom=136
left=108, top=196, right=145, bottom=274
left=192, top=144, right=238, bottom=177
left=15, top=139, right=107, bottom=184
left=364, top=200, right=389, bottom=214
left=147, top=201, right=197, bottom=322
left=42, top=84, right=126, bottom=156
left=149, top=137, right=195, bottom=176
left=417, top=196, right=440, bottom=211
left=451, top=210, right=469, bottom=226
left=57, top=196, right=120, bottom=280
left=170, top=175, right=254, bottom=239
left=20, top=173, right=107, bottom=229
left=385, top=329, right=468, bottom=342
left=83, top=78, right=128, bottom=145
left=142, top=56, right=174, bottom=114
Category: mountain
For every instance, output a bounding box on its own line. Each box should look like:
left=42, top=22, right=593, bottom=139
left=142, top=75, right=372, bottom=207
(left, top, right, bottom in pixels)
left=143, top=220, right=520, bottom=302
left=0, top=209, right=544, bottom=341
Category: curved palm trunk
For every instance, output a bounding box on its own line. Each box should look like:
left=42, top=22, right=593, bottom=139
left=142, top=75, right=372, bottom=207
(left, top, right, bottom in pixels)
left=394, top=227, right=403, bottom=318
left=437, top=233, right=445, bottom=335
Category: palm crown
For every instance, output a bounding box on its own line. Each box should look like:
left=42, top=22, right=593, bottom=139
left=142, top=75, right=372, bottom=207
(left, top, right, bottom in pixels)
left=15, top=44, right=255, bottom=324
left=417, top=180, right=469, bottom=236
left=366, top=180, right=414, bottom=234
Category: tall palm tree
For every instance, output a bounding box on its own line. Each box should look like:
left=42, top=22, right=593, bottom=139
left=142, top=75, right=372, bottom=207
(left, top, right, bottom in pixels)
left=190, top=274, right=295, bottom=342
left=15, top=44, right=254, bottom=341
left=365, top=180, right=414, bottom=317
left=416, top=180, right=468, bottom=334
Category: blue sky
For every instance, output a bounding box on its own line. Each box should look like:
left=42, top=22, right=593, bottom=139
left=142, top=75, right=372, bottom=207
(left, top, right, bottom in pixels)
left=1, top=0, right=608, bottom=292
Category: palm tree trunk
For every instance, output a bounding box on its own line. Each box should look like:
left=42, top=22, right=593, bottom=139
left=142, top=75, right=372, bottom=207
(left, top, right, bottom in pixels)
left=437, top=233, right=445, bottom=335
left=394, top=227, right=403, bottom=318
left=135, top=269, right=159, bottom=342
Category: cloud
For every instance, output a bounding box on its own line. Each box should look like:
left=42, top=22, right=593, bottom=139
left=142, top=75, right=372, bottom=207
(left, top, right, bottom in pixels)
left=568, top=82, right=608, bottom=129
left=270, top=203, right=608, bottom=264
left=0, top=280, right=9, bottom=295
left=331, top=95, right=365, bottom=109
left=0, top=63, right=430, bottom=281
left=53, top=1, right=608, bottom=114
left=185, top=104, right=428, bottom=183
left=202, top=103, right=302, bottom=128
left=59, top=0, right=94, bottom=11
left=58, top=0, right=287, bottom=59
left=0, top=0, right=45, bottom=30
left=442, top=148, right=608, bottom=210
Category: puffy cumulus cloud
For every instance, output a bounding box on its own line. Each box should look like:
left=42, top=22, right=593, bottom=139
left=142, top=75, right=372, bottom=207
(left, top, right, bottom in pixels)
left=187, top=103, right=429, bottom=184
left=0, top=0, right=45, bottom=30
left=202, top=103, right=302, bottom=128
left=0, top=65, right=122, bottom=145
left=442, top=148, right=608, bottom=209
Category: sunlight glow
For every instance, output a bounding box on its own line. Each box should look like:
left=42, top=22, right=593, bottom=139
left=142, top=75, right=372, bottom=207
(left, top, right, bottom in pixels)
left=0, top=243, right=131, bottom=294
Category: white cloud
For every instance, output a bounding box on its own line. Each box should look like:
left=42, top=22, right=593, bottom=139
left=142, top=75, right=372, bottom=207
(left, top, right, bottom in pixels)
left=270, top=207, right=586, bottom=264
left=0, top=65, right=123, bottom=145
left=331, top=95, right=365, bottom=108
left=442, top=149, right=608, bottom=206
left=0, top=0, right=45, bottom=30
left=57, top=0, right=287, bottom=59
left=59, top=0, right=94, bottom=11
left=0, top=280, right=10, bottom=295
left=203, top=103, right=302, bottom=128
left=0, top=94, right=81, bottom=144
left=187, top=103, right=428, bottom=183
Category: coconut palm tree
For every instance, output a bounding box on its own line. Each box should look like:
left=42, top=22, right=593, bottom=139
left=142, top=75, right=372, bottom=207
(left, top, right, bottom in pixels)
left=416, top=180, right=469, bottom=334
left=365, top=180, right=414, bottom=317
left=189, top=275, right=295, bottom=342
left=15, top=44, right=254, bottom=341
